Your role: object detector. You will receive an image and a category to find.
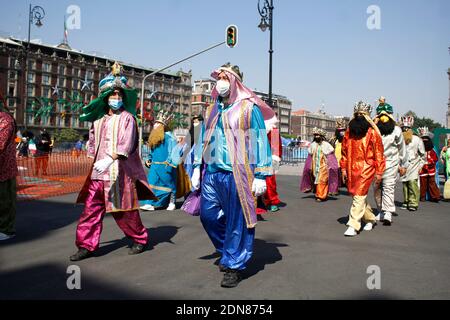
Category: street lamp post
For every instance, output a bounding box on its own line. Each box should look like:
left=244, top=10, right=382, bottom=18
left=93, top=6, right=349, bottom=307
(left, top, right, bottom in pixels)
left=23, top=4, right=45, bottom=130
left=257, top=0, right=274, bottom=109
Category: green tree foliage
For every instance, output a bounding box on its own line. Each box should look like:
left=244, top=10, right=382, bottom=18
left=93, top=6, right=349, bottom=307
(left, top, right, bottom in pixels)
left=53, top=128, right=81, bottom=142
left=403, top=111, right=443, bottom=132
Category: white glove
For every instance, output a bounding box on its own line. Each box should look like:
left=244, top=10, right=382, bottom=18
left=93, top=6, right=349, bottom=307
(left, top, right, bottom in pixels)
left=252, top=178, right=267, bottom=197
left=272, top=155, right=281, bottom=174
left=191, top=167, right=201, bottom=190
left=93, top=155, right=114, bottom=174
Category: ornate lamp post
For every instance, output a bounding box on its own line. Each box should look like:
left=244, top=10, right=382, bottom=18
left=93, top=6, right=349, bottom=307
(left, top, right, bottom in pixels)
left=22, top=4, right=45, bottom=130
left=257, top=0, right=274, bottom=108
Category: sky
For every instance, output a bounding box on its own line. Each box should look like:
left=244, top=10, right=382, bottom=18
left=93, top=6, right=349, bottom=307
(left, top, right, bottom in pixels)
left=1, top=0, right=449, bottom=123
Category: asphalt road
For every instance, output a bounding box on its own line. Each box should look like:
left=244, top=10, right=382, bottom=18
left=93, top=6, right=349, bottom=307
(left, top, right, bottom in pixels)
left=1, top=164, right=450, bottom=300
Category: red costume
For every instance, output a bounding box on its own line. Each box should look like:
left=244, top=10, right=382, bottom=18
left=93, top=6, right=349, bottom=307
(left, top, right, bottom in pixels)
left=257, top=128, right=282, bottom=214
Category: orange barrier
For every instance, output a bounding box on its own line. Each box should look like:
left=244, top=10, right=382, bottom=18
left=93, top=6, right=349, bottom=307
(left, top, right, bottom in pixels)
left=16, top=151, right=93, bottom=201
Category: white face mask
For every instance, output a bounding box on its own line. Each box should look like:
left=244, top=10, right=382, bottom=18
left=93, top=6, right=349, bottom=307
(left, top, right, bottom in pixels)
left=215, top=80, right=230, bottom=97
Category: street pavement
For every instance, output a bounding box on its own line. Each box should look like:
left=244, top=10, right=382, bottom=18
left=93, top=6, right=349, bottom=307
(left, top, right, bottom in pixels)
left=1, top=163, right=450, bottom=300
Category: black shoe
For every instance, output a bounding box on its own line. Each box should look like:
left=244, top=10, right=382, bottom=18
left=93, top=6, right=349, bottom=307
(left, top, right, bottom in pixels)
left=221, top=269, right=242, bottom=288
left=408, top=206, right=418, bottom=212
left=219, top=264, right=228, bottom=272
left=383, top=220, right=392, bottom=226
left=70, top=248, right=92, bottom=261
left=128, top=243, right=146, bottom=255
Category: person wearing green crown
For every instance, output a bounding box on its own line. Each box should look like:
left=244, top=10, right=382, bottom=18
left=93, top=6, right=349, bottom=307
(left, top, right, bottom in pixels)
left=70, top=62, right=157, bottom=261
left=373, top=97, right=408, bottom=226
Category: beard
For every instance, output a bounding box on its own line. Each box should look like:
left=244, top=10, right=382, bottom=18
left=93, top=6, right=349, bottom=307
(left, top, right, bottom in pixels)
left=377, top=118, right=396, bottom=136
left=349, top=115, right=370, bottom=139
left=335, top=129, right=345, bottom=143
left=423, top=138, right=434, bottom=152
left=148, top=125, right=165, bottom=149
left=403, top=129, right=413, bottom=145
left=313, top=137, right=323, bottom=143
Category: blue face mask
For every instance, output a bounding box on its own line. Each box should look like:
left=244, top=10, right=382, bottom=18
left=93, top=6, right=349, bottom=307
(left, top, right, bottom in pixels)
left=108, top=98, right=123, bottom=110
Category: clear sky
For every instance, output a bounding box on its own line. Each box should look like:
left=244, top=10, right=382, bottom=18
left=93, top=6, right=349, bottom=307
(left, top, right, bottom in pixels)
left=1, top=0, right=449, bottom=123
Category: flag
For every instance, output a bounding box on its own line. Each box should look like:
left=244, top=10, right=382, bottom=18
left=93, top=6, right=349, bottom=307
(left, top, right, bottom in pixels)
left=64, top=17, right=68, bottom=43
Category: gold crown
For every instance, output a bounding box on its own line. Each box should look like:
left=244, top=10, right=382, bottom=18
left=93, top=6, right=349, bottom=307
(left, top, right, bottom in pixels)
left=335, top=118, right=347, bottom=129
left=312, top=127, right=327, bottom=137
left=155, top=110, right=174, bottom=127
left=354, top=101, right=372, bottom=115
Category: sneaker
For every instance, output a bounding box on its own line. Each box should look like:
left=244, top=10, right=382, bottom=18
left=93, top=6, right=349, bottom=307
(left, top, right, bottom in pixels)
left=221, top=269, right=242, bottom=288
left=128, top=243, right=146, bottom=255
left=408, top=206, right=418, bottom=212
left=344, top=226, right=357, bottom=237
left=383, top=212, right=392, bottom=226
left=0, top=232, right=15, bottom=241
left=140, top=204, right=155, bottom=211
left=363, top=222, right=375, bottom=231
left=70, top=248, right=92, bottom=261
left=400, top=203, right=408, bottom=210
left=167, top=203, right=176, bottom=211
left=269, top=205, right=279, bottom=212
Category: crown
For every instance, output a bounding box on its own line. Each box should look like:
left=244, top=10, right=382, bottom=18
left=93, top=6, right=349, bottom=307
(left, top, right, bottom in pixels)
left=400, top=116, right=414, bottom=128
left=312, top=127, right=327, bottom=137
left=417, top=126, right=432, bottom=138
left=155, top=110, right=174, bottom=127
left=98, top=61, right=128, bottom=94
left=335, top=118, right=347, bottom=129
left=354, top=101, right=372, bottom=115
left=218, top=62, right=243, bottom=82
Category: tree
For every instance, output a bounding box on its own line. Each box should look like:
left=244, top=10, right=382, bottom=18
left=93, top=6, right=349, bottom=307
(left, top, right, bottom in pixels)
left=53, top=128, right=82, bottom=142
left=403, top=111, right=443, bottom=132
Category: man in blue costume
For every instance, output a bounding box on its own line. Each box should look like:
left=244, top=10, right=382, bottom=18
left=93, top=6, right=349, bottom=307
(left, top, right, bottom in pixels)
left=191, top=63, right=277, bottom=288
left=140, top=111, right=181, bottom=211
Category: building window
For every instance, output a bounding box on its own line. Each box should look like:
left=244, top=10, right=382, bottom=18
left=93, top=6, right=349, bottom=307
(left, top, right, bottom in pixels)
left=9, top=71, right=16, bottom=79
left=28, top=60, right=36, bottom=70
left=27, top=72, right=35, bottom=83
left=73, top=79, right=79, bottom=90
left=42, top=62, right=51, bottom=72
left=42, top=74, right=51, bottom=85
left=59, top=65, right=66, bottom=75
left=27, top=85, right=34, bottom=97
left=8, top=98, right=15, bottom=108
left=58, top=77, right=65, bottom=87
left=73, top=68, right=79, bottom=77
left=8, top=86, right=14, bottom=97
left=43, top=87, right=50, bottom=98
left=87, top=70, right=94, bottom=79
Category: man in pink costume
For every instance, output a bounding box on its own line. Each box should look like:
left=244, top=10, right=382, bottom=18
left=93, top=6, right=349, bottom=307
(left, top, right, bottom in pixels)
left=70, top=62, right=157, bottom=261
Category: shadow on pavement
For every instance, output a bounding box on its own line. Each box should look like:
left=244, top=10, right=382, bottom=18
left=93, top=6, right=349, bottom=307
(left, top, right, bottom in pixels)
left=7, top=199, right=82, bottom=245
left=0, top=263, right=169, bottom=300
left=243, top=239, right=288, bottom=279
left=92, top=225, right=180, bottom=257
left=337, top=216, right=349, bottom=225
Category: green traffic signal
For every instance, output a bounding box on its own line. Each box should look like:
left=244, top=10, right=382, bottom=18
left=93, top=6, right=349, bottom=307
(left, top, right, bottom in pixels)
left=226, top=25, right=238, bottom=48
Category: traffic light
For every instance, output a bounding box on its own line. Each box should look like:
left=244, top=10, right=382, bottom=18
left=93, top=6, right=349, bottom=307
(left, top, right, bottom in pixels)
left=226, top=25, right=238, bottom=48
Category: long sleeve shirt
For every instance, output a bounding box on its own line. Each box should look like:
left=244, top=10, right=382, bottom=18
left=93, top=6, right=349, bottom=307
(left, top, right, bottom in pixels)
left=0, top=111, right=17, bottom=181
left=380, top=126, right=408, bottom=177
left=194, top=99, right=272, bottom=179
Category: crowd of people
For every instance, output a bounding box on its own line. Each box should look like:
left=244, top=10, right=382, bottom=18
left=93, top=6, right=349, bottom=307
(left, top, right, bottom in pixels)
left=1, top=62, right=449, bottom=289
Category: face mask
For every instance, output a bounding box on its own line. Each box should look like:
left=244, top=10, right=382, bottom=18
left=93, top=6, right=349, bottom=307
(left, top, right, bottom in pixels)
left=215, top=80, right=230, bottom=97
left=108, top=98, right=123, bottom=110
